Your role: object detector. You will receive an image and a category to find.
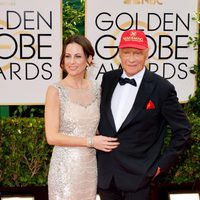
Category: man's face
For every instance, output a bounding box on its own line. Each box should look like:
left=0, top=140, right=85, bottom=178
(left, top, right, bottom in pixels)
left=119, top=48, right=148, bottom=77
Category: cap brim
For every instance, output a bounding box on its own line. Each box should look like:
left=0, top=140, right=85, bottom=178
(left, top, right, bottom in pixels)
left=119, top=44, right=148, bottom=49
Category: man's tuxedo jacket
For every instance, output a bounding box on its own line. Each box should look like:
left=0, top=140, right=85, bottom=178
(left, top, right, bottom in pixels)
left=97, top=68, right=191, bottom=192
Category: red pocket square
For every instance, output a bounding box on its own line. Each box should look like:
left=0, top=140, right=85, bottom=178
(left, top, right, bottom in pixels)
left=146, top=100, right=155, bottom=110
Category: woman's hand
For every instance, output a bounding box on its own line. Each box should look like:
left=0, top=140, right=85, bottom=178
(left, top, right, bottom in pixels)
left=93, top=135, right=119, bottom=152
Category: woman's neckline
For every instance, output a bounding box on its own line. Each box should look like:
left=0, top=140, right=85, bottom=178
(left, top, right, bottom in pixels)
left=59, top=80, right=92, bottom=90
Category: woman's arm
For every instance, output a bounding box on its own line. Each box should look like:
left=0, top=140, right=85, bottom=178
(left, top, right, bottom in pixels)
left=44, top=85, right=119, bottom=151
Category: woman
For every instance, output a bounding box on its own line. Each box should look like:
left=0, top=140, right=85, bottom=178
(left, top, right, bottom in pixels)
left=45, top=35, right=119, bottom=200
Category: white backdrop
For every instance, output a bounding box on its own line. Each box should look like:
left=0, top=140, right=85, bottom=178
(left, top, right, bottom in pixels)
left=85, top=0, right=199, bottom=102
left=0, top=0, right=62, bottom=105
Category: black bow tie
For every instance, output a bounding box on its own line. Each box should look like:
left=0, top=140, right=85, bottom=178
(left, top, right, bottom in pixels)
left=118, top=77, right=137, bottom=86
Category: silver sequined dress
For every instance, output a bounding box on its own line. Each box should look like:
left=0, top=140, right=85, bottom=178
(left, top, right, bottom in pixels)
left=48, top=81, right=100, bottom=200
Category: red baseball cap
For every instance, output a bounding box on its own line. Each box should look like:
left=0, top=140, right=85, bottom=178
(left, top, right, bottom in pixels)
left=119, top=29, right=148, bottom=49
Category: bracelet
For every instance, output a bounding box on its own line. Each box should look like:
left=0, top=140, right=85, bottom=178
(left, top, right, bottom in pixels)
left=87, top=137, right=93, bottom=148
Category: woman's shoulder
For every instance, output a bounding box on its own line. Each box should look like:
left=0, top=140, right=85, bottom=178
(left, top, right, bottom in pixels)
left=46, top=82, right=65, bottom=97
left=49, top=81, right=66, bottom=90
left=45, top=84, right=60, bottom=103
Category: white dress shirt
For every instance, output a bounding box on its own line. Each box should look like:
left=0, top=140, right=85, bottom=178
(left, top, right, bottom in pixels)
left=111, top=67, right=145, bottom=131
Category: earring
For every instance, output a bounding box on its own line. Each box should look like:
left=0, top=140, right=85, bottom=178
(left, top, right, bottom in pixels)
left=86, top=65, right=89, bottom=70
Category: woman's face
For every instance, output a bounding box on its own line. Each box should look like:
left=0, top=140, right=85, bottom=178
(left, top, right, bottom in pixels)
left=63, top=42, right=91, bottom=77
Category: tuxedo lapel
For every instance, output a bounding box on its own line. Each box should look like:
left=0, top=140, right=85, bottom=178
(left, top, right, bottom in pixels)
left=104, top=70, right=122, bottom=132
left=119, top=69, right=155, bottom=131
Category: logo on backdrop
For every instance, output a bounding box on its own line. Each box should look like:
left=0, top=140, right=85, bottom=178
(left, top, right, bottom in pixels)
left=0, top=0, right=61, bottom=104
left=85, top=0, right=198, bottom=102
left=0, top=11, right=53, bottom=81
left=94, top=14, right=190, bottom=80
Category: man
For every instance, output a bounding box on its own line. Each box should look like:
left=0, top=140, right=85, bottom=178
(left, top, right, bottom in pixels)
left=97, top=29, right=191, bottom=200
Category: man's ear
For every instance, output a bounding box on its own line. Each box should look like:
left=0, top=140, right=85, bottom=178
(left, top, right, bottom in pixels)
left=145, top=48, right=149, bottom=60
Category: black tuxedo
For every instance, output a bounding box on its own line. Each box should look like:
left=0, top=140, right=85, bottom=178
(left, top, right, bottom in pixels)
left=97, top=68, right=191, bottom=192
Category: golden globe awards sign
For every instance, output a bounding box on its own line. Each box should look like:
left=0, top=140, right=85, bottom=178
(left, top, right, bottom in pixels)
left=0, top=0, right=62, bottom=104
left=85, top=0, right=199, bottom=102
